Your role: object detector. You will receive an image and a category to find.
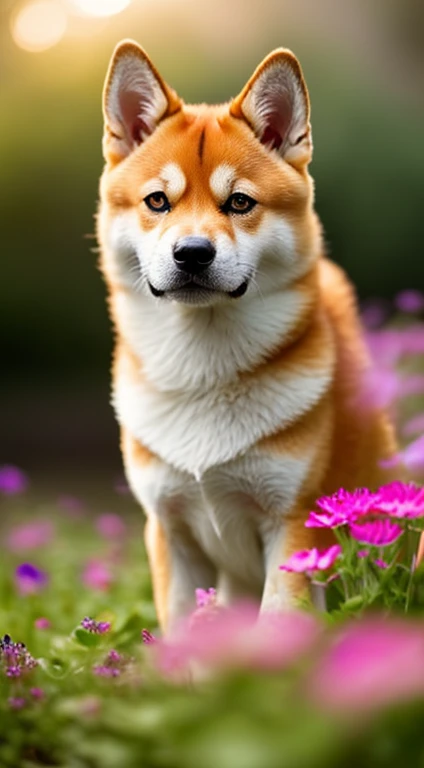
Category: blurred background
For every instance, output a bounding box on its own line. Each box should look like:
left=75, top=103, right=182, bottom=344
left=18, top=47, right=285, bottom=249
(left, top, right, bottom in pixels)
left=1, top=0, right=423, bottom=490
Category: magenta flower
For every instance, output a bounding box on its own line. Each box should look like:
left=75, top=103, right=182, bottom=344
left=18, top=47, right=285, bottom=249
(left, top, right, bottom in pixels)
left=15, top=563, right=48, bottom=595
left=142, top=629, right=157, bottom=645
left=306, top=488, right=373, bottom=528
left=6, top=521, right=54, bottom=552
left=280, top=545, right=341, bottom=574
left=374, top=482, right=424, bottom=519
left=93, top=665, right=120, bottom=678
left=309, top=618, right=424, bottom=712
left=349, top=519, right=403, bottom=546
left=82, top=559, right=113, bottom=592
left=34, top=617, right=51, bottom=631
left=95, top=513, right=126, bottom=540
left=30, top=687, right=44, bottom=701
left=0, top=466, right=28, bottom=495
left=195, top=588, right=217, bottom=609
left=8, top=697, right=26, bottom=710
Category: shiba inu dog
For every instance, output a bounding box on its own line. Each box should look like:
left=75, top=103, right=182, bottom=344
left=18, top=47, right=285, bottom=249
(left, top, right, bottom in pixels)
left=97, top=41, right=396, bottom=630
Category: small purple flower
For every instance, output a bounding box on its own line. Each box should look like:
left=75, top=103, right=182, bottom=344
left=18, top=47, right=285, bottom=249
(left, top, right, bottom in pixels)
left=107, top=650, right=121, bottom=663
left=0, top=465, right=28, bottom=495
left=280, top=545, right=342, bottom=574
left=93, top=664, right=120, bottom=678
left=30, top=687, right=44, bottom=700
left=142, top=629, right=157, bottom=645
left=395, top=290, right=424, bottom=314
left=349, top=519, right=403, bottom=547
left=15, top=563, right=48, bottom=595
left=6, top=665, right=21, bottom=678
left=81, top=617, right=110, bottom=634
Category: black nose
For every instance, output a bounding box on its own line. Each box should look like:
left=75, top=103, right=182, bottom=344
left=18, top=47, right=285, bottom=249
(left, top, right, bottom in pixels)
left=173, top=236, right=216, bottom=274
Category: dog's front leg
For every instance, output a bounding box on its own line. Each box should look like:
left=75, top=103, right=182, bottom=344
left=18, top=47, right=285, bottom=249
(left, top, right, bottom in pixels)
left=260, top=513, right=311, bottom=613
left=145, top=512, right=216, bottom=632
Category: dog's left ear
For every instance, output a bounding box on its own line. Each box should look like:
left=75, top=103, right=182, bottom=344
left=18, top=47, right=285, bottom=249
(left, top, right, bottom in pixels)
left=230, top=49, right=312, bottom=166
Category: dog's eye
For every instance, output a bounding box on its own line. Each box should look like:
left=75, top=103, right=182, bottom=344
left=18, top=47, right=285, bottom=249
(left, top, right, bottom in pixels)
left=222, top=193, right=257, bottom=215
left=144, top=192, right=171, bottom=213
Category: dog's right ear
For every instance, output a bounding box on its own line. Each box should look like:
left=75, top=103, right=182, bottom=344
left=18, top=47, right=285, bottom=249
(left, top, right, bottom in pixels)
left=102, top=40, right=182, bottom=165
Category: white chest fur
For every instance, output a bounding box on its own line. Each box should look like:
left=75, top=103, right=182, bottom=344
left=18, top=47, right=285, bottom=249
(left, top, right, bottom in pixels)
left=126, top=446, right=315, bottom=587
left=114, top=357, right=331, bottom=476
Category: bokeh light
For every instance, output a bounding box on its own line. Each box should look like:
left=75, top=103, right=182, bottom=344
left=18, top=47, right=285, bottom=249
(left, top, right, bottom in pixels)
left=71, top=0, right=131, bottom=17
left=11, top=1, right=68, bottom=53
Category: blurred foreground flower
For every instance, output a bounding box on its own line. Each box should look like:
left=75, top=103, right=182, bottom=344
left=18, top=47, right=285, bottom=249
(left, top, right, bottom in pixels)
left=153, top=604, right=320, bottom=676
left=7, top=520, right=54, bottom=552
left=0, top=465, right=28, bottom=495
left=15, top=563, right=48, bottom=595
left=309, top=618, right=424, bottom=713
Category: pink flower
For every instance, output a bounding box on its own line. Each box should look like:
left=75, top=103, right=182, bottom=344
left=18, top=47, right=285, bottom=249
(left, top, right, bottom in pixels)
left=195, top=588, right=217, bottom=609
left=374, top=482, right=424, bottom=519
left=8, top=697, right=26, bottom=710
left=349, top=518, right=403, bottom=546
left=309, top=618, right=424, bottom=712
left=6, top=521, right=54, bottom=552
left=280, top=545, right=341, bottom=574
left=157, top=604, right=320, bottom=675
left=15, top=563, right=48, bottom=595
left=0, top=466, right=28, bottom=495
left=95, top=513, right=126, bottom=540
left=82, top=559, right=113, bottom=592
left=30, top=687, right=45, bottom=700
left=34, top=617, right=51, bottom=631
left=306, top=488, right=373, bottom=528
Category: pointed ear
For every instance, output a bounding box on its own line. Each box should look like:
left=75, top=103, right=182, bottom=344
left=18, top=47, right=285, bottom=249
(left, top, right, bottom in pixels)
left=102, top=40, right=182, bottom=164
left=230, top=49, right=312, bottom=166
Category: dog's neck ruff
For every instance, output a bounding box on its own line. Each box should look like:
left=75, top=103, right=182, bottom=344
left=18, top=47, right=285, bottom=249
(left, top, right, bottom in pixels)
left=112, top=280, right=315, bottom=394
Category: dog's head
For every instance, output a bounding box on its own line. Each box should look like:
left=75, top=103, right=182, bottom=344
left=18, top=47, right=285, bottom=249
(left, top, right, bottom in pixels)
left=98, top=41, right=319, bottom=306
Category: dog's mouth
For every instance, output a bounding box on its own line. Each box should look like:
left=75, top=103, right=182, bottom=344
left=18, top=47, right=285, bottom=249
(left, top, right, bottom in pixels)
left=148, top=279, right=249, bottom=301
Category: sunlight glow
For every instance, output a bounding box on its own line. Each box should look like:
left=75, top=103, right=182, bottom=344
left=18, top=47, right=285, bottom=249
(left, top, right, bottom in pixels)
left=71, top=0, right=131, bottom=17
left=12, top=1, right=68, bottom=52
